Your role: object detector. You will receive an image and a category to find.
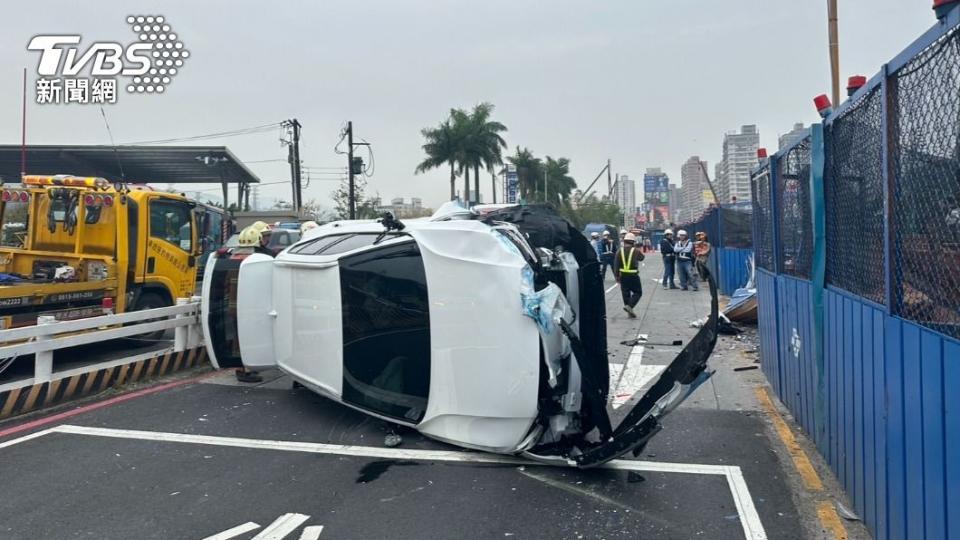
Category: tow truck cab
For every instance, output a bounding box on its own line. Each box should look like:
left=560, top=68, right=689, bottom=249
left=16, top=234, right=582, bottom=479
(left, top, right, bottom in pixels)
left=0, top=175, right=226, bottom=328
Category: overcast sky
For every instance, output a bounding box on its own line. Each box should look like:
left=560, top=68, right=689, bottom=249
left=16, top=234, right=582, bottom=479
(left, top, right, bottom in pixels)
left=0, top=1, right=938, bottom=210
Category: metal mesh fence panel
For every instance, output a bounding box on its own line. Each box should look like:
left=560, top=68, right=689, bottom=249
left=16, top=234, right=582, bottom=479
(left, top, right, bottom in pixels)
left=751, top=166, right=775, bottom=270
left=721, top=203, right=753, bottom=249
left=776, top=137, right=813, bottom=279
left=824, top=86, right=886, bottom=304
left=890, top=25, right=960, bottom=339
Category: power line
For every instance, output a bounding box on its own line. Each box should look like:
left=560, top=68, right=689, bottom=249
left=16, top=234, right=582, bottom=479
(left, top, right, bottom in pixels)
left=122, top=122, right=282, bottom=145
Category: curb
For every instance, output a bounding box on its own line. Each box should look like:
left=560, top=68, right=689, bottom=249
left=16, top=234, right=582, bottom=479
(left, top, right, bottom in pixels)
left=0, top=346, right=208, bottom=420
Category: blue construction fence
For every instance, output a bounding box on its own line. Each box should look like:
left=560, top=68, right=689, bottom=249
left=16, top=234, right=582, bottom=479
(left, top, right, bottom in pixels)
left=753, top=8, right=960, bottom=540
left=676, top=202, right=754, bottom=296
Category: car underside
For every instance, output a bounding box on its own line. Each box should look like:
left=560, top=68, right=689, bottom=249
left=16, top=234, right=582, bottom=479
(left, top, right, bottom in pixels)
left=201, top=203, right=719, bottom=468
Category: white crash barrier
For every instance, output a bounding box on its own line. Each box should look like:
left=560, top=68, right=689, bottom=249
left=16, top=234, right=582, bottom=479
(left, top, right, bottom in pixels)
left=0, top=297, right=203, bottom=383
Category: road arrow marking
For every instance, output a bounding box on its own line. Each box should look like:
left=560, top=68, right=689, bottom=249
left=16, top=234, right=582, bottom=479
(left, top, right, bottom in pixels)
left=252, top=513, right=311, bottom=540
left=202, top=521, right=260, bottom=540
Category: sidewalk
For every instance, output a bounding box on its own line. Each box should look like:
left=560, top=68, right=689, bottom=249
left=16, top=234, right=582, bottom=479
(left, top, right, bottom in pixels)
left=603, top=255, right=871, bottom=540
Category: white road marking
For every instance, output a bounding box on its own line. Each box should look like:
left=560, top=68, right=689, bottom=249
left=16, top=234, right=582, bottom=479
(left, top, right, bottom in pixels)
left=604, top=283, right=619, bottom=294
left=203, top=521, right=261, bottom=540
left=299, top=526, right=324, bottom=540
left=1, top=425, right=767, bottom=540
left=608, top=332, right=666, bottom=409
left=253, top=513, right=310, bottom=540
left=0, top=428, right=57, bottom=450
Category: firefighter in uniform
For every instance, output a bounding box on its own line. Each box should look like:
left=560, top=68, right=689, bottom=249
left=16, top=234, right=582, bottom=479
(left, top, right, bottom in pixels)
left=614, top=232, right=645, bottom=318
left=233, top=226, right=268, bottom=383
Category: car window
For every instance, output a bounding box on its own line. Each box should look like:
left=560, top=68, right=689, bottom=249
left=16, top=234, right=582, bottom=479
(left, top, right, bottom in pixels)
left=289, top=233, right=399, bottom=256
left=339, top=241, right=430, bottom=423
left=150, top=200, right=192, bottom=252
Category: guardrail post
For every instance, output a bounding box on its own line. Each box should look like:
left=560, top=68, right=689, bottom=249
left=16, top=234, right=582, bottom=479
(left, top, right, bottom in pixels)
left=34, top=315, right=57, bottom=383
left=188, top=295, right=203, bottom=349
left=174, top=298, right=189, bottom=352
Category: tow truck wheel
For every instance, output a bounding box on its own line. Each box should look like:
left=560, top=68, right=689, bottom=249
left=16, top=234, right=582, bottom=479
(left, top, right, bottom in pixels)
left=130, top=292, right=171, bottom=341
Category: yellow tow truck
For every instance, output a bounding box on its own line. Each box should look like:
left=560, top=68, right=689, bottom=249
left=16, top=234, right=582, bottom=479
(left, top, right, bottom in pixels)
left=0, top=175, right=227, bottom=329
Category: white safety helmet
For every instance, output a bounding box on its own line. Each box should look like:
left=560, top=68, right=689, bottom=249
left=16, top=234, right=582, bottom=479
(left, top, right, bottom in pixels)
left=602, top=230, right=610, bottom=237
left=664, top=229, right=674, bottom=236
left=300, top=221, right=319, bottom=234
left=623, top=233, right=637, bottom=243
left=677, top=229, right=688, bottom=237
left=591, top=232, right=600, bottom=238
left=619, top=229, right=627, bottom=236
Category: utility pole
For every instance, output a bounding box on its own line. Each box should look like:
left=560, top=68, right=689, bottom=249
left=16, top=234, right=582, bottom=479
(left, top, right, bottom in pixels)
left=827, top=0, right=840, bottom=106
left=345, top=121, right=371, bottom=220
left=283, top=119, right=303, bottom=213
left=347, top=121, right=355, bottom=219
left=491, top=171, right=497, bottom=204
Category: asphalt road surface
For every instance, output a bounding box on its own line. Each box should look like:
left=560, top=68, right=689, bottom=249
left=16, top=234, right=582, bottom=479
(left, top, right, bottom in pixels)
left=0, top=258, right=868, bottom=539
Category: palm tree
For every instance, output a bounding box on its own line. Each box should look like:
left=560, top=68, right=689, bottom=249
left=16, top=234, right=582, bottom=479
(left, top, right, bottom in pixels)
left=506, top=146, right=543, bottom=202
left=418, top=103, right=508, bottom=205
left=449, top=108, right=474, bottom=203
left=468, top=103, right=508, bottom=204
left=415, top=120, right=459, bottom=200
left=543, top=156, right=577, bottom=207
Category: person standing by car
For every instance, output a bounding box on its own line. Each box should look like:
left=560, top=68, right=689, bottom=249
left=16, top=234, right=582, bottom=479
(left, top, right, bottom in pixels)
left=614, top=232, right=645, bottom=318
left=600, top=230, right=615, bottom=279
left=694, top=231, right=712, bottom=282
left=674, top=230, right=698, bottom=291
left=660, top=229, right=678, bottom=290
left=233, top=226, right=267, bottom=383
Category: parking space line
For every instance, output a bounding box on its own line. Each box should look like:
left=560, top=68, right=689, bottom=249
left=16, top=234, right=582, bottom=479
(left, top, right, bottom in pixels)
left=5, top=424, right=766, bottom=539
left=605, top=283, right=618, bottom=295
left=0, top=370, right=218, bottom=440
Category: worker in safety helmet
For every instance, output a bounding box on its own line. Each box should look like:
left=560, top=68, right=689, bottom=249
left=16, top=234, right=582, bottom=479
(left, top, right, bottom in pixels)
left=599, top=230, right=615, bottom=279
left=233, top=226, right=267, bottom=383
left=300, top=221, right=319, bottom=235
left=660, top=229, right=678, bottom=290
left=589, top=231, right=601, bottom=259
left=674, top=229, right=699, bottom=291
left=613, top=232, right=645, bottom=318
left=249, top=221, right=274, bottom=257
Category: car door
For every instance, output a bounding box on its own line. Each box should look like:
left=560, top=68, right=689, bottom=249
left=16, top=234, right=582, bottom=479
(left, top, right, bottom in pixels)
left=146, top=197, right=197, bottom=299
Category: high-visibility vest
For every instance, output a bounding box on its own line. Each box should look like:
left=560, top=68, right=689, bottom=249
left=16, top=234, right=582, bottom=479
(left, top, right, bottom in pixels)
left=619, top=248, right=638, bottom=274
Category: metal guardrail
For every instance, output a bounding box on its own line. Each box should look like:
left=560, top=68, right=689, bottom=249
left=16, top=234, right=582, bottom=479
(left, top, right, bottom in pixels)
left=0, top=297, right=204, bottom=384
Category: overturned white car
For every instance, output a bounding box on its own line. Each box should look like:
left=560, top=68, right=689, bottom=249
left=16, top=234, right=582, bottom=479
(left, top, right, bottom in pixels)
left=201, top=203, right=718, bottom=467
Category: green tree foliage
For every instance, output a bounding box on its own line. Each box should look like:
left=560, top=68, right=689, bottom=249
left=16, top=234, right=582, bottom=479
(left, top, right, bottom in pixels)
left=560, top=192, right=623, bottom=230
left=416, top=102, right=507, bottom=204
left=415, top=119, right=459, bottom=201
left=331, top=176, right=378, bottom=220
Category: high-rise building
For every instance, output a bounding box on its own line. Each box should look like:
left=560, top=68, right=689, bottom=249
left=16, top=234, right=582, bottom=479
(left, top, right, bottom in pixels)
left=717, top=125, right=760, bottom=204
left=669, top=184, right=681, bottom=224
left=680, top=156, right=714, bottom=223
left=778, top=123, right=809, bottom=149
left=612, top=175, right=636, bottom=229
left=642, top=168, right=671, bottom=228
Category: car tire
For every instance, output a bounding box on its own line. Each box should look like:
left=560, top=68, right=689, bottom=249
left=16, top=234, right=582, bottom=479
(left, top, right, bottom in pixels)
left=130, top=292, right=171, bottom=341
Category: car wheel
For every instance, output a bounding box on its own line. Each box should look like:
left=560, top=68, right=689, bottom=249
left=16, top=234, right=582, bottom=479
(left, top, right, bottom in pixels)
left=130, top=292, right=171, bottom=341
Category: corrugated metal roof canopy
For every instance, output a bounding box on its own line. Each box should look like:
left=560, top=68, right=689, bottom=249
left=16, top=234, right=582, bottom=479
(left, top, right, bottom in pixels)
left=0, top=145, right=260, bottom=185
